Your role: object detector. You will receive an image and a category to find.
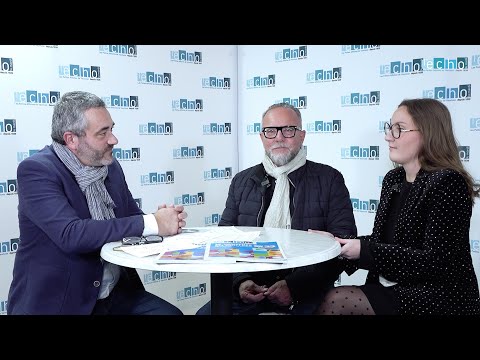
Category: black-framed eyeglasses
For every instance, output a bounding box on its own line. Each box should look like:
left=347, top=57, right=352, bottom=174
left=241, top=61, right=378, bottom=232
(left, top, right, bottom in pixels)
left=262, top=126, right=301, bottom=139
left=384, top=122, right=419, bottom=139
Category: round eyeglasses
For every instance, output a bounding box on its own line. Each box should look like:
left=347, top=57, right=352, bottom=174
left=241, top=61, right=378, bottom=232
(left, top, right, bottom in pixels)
left=262, top=126, right=301, bottom=139
left=384, top=122, right=419, bottom=139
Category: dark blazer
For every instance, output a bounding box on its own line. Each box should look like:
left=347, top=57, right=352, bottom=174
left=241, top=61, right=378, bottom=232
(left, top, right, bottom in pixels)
left=342, top=167, right=480, bottom=315
left=220, top=161, right=357, bottom=302
left=8, top=145, right=145, bottom=315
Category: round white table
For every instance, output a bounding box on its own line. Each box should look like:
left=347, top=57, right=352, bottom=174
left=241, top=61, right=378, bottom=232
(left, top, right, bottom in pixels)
left=101, top=226, right=341, bottom=315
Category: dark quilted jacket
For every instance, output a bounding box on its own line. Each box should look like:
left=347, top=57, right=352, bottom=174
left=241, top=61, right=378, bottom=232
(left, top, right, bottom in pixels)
left=220, top=160, right=357, bottom=302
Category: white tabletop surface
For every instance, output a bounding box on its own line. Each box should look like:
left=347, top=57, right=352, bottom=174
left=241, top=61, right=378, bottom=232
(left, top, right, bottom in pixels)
left=101, top=226, right=341, bottom=273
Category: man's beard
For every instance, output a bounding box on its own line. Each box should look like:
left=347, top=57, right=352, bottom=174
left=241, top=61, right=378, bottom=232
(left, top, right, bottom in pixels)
left=266, top=144, right=300, bottom=166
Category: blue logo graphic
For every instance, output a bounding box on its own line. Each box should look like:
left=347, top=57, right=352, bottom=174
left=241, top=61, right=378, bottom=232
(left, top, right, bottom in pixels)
left=341, top=146, right=380, bottom=160
left=306, top=120, right=341, bottom=134
left=134, top=198, right=142, bottom=209
left=174, top=192, right=205, bottom=206
left=140, top=171, right=175, bottom=186
left=58, top=64, right=101, bottom=80
left=341, top=45, right=380, bottom=53
left=1, top=119, right=16, bottom=135
left=172, top=98, right=203, bottom=111
left=0, top=179, right=17, bottom=195
left=306, top=67, right=342, bottom=83
left=422, top=57, right=468, bottom=71
left=379, top=120, right=388, bottom=133
left=0, top=237, right=19, bottom=255
left=275, top=46, right=307, bottom=62
left=14, top=90, right=60, bottom=106
left=275, top=96, right=307, bottom=109
left=472, top=54, right=480, bottom=69
left=204, top=213, right=221, bottom=226
left=1, top=57, right=13, bottom=74
left=379, top=58, right=424, bottom=76
left=422, top=84, right=471, bottom=101
left=203, top=122, right=231, bottom=135
left=204, top=167, right=232, bottom=181
left=202, top=76, right=231, bottom=89
left=246, top=122, right=261, bottom=135
left=351, top=198, right=379, bottom=213
left=143, top=271, right=176, bottom=285
left=173, top=146, right=204, bottom=159
left=137, top=71, right=171, bottom=86
left=469, top=118, right=480, bottom=131
left=471, top=239, right=479, bottom=253
left=139, top=122, right=173, bottom=135
left=100, top=95, right=139, bottom=109
left=17, top=149, right=39, bottom=164
left=99, top=45, right=137, bottom=57
left=177, top=282, right=207, bottom=301
left=246, top=74, right=275, bottom=89
left=341, top=91, right=380, bottom=106
left=378, top=176, right=384, bottom=187
left=113, top=147, right=140, bottom=161
left=458, top=146, right=470, bottom=162
left=170, top=50, right=202, bottom=64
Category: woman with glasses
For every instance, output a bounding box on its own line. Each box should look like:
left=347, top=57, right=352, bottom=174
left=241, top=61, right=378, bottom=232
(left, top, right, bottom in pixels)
left=315, top=98, right=480, bottom=315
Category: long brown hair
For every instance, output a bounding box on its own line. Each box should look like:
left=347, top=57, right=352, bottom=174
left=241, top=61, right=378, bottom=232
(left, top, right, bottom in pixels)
left=399, top=98, right=479, bottom=203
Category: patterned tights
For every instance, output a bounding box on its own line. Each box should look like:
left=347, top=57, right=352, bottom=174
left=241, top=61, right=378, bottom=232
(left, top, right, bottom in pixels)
left=315, top=286, right=375, bottom=315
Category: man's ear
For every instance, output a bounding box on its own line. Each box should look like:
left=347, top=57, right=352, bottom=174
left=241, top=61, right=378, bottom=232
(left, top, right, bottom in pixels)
left=63, top=132, right=77, bottom=151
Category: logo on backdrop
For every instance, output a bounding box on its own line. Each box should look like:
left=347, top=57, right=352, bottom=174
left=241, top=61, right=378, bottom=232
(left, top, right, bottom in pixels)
left=137, top=71, right=171, bottom=86
left=275, top=96, right=307, bottom=109
left=341, top=145, right=380, bottom=160
left=306, top=119, right=341, bottom=134
left=101, top=94, right=139, bottom=109
left=1, top=57, right=13, bottom=74
left=0, top=300, right=6, bottom=314
left=174, top=192, right=205, bottom=206
left=134, top=198, right=142, bottom=209
left=139, top=122, right=173, bottom=135
left=246, top=122, right=261, bottom=135
left=34, top=45, right=58, bottom=49
left=14, top=90, right=60, bottom=106
left=378, top=176, right=384, bottom=188
left=0, top=237, right=19, bottom=255
left=170, top=49, right=202, bottom=64
left=246, top=74, right=275, bottom=89
left=99, top=45, right=137, bottom=57
left=470, top=117, right=480, bottom=131
left=177, top=282, right=207, bottom=301
left=275, top=46, right=307, bottom=62
left=458, top=145, right=470, bottom=162
left=113, top=147, right=140, bottom=161
left=471, top=239, right=479, bottom=253
left=143, top=271, right=176, bottom=285
left=472, top=54, right=480, bottom=69
left=172, top=98, right=203, bottom=111
left=422, top=84, right=471, bottom=101
left=379, top=58, right=424, bottom=77
left=58, top=64, right=101, bottom=80
left=306, top=66, right=342, bottom=83
left=1, top=119, right=16, bottom=135
left=205, top=213, right=221, bottom=226
left=173, top=145, right=204, bottom=159
left=341, top=45, right=380, bottom=54
left=203, top=122, right=231, bottom=135
left=202, top=76, right=231, bottom=89
left=0, top=179, right=17, bottom=195
left=351, top=197, right=379, bottom=213
left=140, top=171, right=175, bottom=186
left=341, top=91, right=380, bottom=106
left=422, top=56, right=468, bottom=71
left=17, top=149, right=39, bottom=164
left=204, top=167, right=232, bottom=181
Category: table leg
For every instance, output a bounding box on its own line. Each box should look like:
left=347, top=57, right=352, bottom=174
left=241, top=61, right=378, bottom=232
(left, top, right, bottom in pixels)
left=210, top=273, right=232, bottom=315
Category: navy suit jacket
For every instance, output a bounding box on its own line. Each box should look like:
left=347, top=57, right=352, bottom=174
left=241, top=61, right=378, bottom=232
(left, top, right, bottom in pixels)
left=8, top=145, right=145, bottom=314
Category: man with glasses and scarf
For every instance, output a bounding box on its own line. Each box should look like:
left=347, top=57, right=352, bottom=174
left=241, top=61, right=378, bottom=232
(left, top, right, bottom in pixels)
left=197, top=102, right=357, bottom=315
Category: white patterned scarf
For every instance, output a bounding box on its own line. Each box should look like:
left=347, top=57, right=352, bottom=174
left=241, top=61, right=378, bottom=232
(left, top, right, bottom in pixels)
left=262, top=147, right=306, bottom=228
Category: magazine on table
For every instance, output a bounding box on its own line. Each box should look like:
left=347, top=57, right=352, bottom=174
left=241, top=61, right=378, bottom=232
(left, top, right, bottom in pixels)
left=205, top=240, right=287, bottom=264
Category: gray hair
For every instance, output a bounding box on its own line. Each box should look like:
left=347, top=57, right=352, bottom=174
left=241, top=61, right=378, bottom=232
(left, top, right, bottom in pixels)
left=262, top=102, right=302, bottom=129
left=51, top=91, right=106, bottom=144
